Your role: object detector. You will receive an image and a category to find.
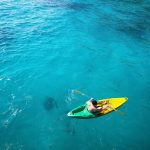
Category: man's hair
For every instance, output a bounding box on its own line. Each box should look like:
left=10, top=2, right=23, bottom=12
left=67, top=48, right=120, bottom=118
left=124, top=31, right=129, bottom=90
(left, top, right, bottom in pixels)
left=92, top=100, right=97, bottom=106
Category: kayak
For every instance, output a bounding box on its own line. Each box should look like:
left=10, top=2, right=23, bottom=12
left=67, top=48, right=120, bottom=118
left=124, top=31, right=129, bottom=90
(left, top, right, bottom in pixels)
left=67, top=97, right=128, bottom=119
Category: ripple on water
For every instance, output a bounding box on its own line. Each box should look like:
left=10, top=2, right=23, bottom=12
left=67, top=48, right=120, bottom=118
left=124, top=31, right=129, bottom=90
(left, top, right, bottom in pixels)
left=0, top=27, right=14, bottom=47
left=0, top=0, right=150, bottom=149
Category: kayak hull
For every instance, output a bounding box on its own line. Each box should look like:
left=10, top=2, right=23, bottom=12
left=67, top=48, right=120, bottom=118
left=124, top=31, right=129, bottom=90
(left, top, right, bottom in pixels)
left=67, top=97, right=127, bottom=119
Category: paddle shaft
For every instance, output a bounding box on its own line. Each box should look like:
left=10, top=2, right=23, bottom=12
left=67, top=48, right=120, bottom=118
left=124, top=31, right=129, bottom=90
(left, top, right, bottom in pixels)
left=106, top=105, right=125, bottom=116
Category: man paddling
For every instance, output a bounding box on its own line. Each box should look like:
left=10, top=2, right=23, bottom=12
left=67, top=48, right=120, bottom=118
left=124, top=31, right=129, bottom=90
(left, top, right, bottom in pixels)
left=86, top=98, right=108, bottom=114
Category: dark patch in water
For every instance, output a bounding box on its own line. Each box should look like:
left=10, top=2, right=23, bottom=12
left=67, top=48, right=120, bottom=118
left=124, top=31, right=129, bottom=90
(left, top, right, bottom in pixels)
left=43, top=97, right=58, bottom=111
left=97, top=1, right=150, bottom=41
left=114, top=9, right=137, bottom=16
left=0, top=28, right=14, bottom=47
left=64, top=110, right=70, bottom=115
left=62, top=117, right=76, bottom=135
left=57, top=113, right=76, bottom=135
left=117, top=18, right=150, bottom=41
left=65, top=2, right=93, bottom=10
left=63, top=125, right=76, bottom=135
left=112, top=2, right=150, bottom=41
left=44, top=1, right=93, bottom=11
left=106, top=0, right=143, bottom=4
left=112, top=8, right=150, bottom=41
left=66, top=118, right=76, bottom=135
left=118, top=25, right=144, bottom=39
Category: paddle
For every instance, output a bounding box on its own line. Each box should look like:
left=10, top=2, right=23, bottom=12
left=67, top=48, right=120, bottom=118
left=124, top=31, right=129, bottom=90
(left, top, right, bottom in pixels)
left=72, top=90, right=125, bottom=116
left=72, top=90, right=91, bottom=98
left=106, top=105, right=125, bottom=116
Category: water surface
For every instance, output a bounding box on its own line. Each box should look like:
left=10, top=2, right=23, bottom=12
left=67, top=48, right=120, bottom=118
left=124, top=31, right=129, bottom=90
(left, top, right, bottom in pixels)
left=0, top=0, right=150, bottom=149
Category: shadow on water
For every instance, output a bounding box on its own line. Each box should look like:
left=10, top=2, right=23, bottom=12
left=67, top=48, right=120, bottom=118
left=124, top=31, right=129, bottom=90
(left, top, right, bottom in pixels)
left=43, top=96, right=58, bottom=111
left=63, top=122, right=76, bottom=135
left=117, top=20, right=150, bottom=40
left=116, top=12, right=150, bottom=41
left=44, top=1, right=93, bottom=11
left=0, top=28, right=14, bottom=47
left=111, top=1, right=150, bottom=41
left=104, top=0, right=145, bottom=4
left=58, top=113, right=76, bottom=136
left=117, top=23, right=146, bottom=40
left=54, top=93, right=76, bottom=136
left=64, top=2, right=93, bottom=10
left=96, top=1, right=150, bottom=41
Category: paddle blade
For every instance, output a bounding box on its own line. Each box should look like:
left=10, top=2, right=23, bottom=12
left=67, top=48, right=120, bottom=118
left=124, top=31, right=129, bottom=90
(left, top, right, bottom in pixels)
left=107, top=105, right=125, bottom=116
left=116, top=109, right=125, bottom=116
left=72, top=90, right=85, bottom=96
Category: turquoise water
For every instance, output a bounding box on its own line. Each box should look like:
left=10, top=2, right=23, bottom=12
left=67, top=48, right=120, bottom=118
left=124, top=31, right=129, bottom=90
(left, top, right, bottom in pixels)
left=0, top=0, right=150, bottom=149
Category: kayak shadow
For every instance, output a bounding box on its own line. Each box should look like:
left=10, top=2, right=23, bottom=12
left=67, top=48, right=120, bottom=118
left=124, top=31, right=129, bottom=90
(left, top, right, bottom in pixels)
left=57, top=111, right=76, bottom=136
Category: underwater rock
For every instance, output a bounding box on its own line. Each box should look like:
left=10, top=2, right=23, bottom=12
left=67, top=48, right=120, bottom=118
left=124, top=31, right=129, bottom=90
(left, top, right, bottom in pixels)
left=43, top=97, right=58, bottom=111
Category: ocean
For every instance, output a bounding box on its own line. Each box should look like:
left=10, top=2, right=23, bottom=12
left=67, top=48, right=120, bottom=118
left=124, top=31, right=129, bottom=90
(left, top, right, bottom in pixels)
left=0, top=0, right=150, bottom=149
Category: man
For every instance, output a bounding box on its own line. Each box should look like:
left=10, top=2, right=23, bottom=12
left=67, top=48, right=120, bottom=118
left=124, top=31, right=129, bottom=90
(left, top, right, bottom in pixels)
left=86, top=98, right=108, bottom=114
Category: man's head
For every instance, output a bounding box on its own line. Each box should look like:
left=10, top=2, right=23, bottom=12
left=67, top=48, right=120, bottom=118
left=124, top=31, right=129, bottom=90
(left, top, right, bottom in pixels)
left=92, top=100, right=97, bottom=106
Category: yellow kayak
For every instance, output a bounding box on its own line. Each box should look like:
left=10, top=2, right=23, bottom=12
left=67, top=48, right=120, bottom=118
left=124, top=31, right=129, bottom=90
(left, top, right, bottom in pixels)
left=67, top=97, right=128, bottom=119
